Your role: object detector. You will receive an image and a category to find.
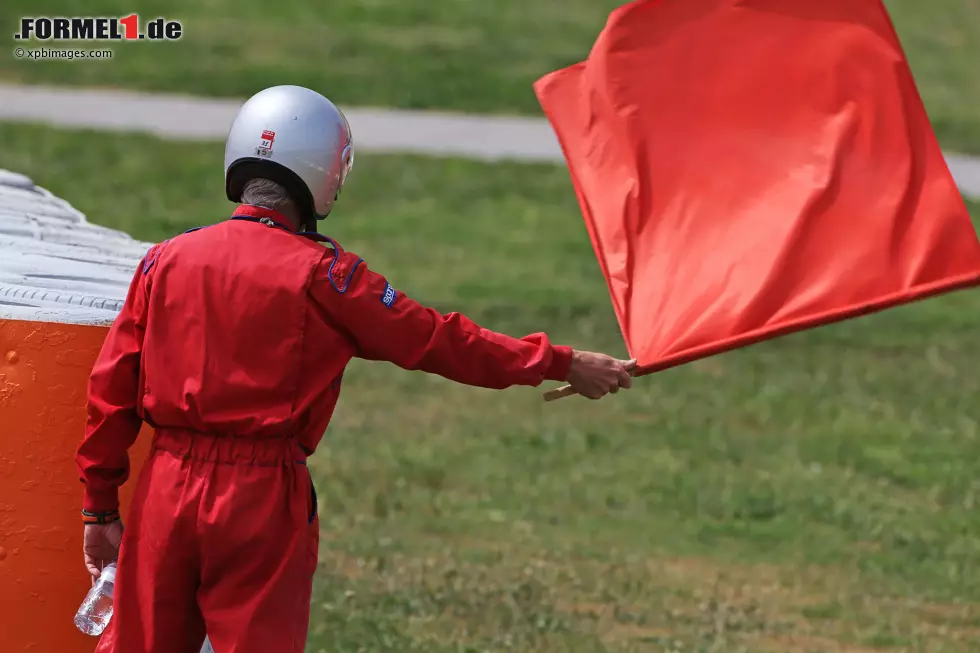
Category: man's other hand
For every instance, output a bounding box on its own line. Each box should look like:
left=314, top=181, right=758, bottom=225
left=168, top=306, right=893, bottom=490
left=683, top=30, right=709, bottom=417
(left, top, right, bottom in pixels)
left=84, top=521, right=124, bottom=580
left=567, top=351, right=636, bottom=399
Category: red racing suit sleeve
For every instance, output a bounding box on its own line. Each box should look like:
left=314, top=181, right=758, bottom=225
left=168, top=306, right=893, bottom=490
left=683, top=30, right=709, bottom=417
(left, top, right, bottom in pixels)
left=311, top=251, right=573, bottom=388
left=76, top=248, right=154, bottom=514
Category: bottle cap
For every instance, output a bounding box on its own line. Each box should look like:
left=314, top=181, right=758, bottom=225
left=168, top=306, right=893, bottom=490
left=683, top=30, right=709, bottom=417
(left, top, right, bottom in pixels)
left=99, top=563, right=117, bottom=584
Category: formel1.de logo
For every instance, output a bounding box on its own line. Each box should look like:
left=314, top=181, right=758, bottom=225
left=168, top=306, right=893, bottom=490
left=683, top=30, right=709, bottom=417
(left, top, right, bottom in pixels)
left=14, top=15, right=183, bottom=41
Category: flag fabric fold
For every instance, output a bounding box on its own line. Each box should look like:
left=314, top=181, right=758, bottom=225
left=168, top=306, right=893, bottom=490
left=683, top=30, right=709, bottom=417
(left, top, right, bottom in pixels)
left=534, top=0, right=980, bottom=376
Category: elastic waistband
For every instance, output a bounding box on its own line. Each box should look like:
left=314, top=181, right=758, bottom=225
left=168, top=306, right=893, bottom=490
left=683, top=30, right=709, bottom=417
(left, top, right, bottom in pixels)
left=152, top=428, right=308, bottom=466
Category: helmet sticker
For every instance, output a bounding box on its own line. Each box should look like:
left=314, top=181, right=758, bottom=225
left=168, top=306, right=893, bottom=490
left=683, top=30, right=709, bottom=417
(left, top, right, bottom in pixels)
left=256, top=129, right=276, bottom=157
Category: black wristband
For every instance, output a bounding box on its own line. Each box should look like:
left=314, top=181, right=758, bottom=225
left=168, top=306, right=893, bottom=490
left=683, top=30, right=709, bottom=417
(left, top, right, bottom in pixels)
left=82, top=509, right=121, bottom=524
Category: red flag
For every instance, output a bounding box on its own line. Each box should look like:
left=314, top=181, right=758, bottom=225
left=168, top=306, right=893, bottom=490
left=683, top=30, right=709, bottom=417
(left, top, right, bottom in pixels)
left=535, top=0, right=980, bottom=376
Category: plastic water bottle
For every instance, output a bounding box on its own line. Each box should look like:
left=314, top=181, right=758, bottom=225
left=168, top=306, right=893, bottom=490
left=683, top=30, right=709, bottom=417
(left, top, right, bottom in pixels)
left=73, top=564, right=214, bottom=649
left=74, top=563, right=116, bottom=636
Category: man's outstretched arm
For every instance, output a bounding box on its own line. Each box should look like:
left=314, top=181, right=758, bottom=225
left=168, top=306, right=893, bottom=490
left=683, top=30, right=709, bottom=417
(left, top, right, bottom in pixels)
left=310, top=252, right=632, bottom=396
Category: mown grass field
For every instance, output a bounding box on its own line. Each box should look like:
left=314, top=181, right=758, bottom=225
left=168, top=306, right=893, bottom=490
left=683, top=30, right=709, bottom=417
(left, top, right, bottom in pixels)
left=1, top=0, right=979, bottom=153
left=3, top=121, right=980, bottom=651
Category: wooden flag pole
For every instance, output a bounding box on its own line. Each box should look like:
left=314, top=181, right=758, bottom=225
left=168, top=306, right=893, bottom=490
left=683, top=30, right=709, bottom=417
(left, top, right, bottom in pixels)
left=543, top=384, right=578, bottom=402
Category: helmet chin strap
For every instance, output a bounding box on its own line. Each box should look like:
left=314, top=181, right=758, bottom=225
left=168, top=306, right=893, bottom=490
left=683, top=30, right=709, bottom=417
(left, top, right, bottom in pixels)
left=301, top=214, right=319, bottom=233
left=305, top=192, right=340, bottom=232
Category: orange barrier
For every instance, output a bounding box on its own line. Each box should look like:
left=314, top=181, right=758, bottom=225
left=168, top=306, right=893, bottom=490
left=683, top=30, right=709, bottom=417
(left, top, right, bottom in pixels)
left=0, top=318, right=151, bottom=652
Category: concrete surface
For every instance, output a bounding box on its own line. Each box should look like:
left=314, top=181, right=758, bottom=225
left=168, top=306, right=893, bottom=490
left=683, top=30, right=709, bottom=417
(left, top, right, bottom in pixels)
left=0, top=83, right=978, bottom=199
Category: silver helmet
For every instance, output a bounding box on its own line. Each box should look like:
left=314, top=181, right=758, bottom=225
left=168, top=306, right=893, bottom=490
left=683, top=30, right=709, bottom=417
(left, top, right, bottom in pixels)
left=224, top=85, right=354, bottom=220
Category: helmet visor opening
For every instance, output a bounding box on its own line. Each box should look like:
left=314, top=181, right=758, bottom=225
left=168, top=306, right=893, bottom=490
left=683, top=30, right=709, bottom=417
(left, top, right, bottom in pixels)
left=339, top=145, right=354, bottom=189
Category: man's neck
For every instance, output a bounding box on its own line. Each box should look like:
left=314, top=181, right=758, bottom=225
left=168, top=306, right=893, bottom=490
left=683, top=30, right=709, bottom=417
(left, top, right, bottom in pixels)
left=278, top=205, right=304, bottom=231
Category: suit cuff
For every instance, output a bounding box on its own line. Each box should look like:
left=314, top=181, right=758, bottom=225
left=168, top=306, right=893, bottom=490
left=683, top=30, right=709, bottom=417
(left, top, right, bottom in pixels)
left=83, top=486, right=120, bottom=514
left=545, top=345, right=573, bottom=382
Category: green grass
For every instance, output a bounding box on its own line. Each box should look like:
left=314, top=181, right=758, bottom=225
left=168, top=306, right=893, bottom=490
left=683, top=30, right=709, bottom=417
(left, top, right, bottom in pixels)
left=5, top=121, right=980, bottom=651
left=1, top=0, right=980, bottom=153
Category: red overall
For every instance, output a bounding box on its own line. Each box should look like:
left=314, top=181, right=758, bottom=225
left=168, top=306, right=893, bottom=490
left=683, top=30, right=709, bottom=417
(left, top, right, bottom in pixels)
left=76, top=205, right=572, bottom=652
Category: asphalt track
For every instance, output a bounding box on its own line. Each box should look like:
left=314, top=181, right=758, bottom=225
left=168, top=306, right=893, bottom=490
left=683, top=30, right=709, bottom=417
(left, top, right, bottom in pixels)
left=0, top=83, right=978, bottom=200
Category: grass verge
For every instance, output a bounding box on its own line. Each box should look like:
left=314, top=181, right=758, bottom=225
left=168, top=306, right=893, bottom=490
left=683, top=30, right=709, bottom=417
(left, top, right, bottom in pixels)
left=3, top=121, right=980, bottom=651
